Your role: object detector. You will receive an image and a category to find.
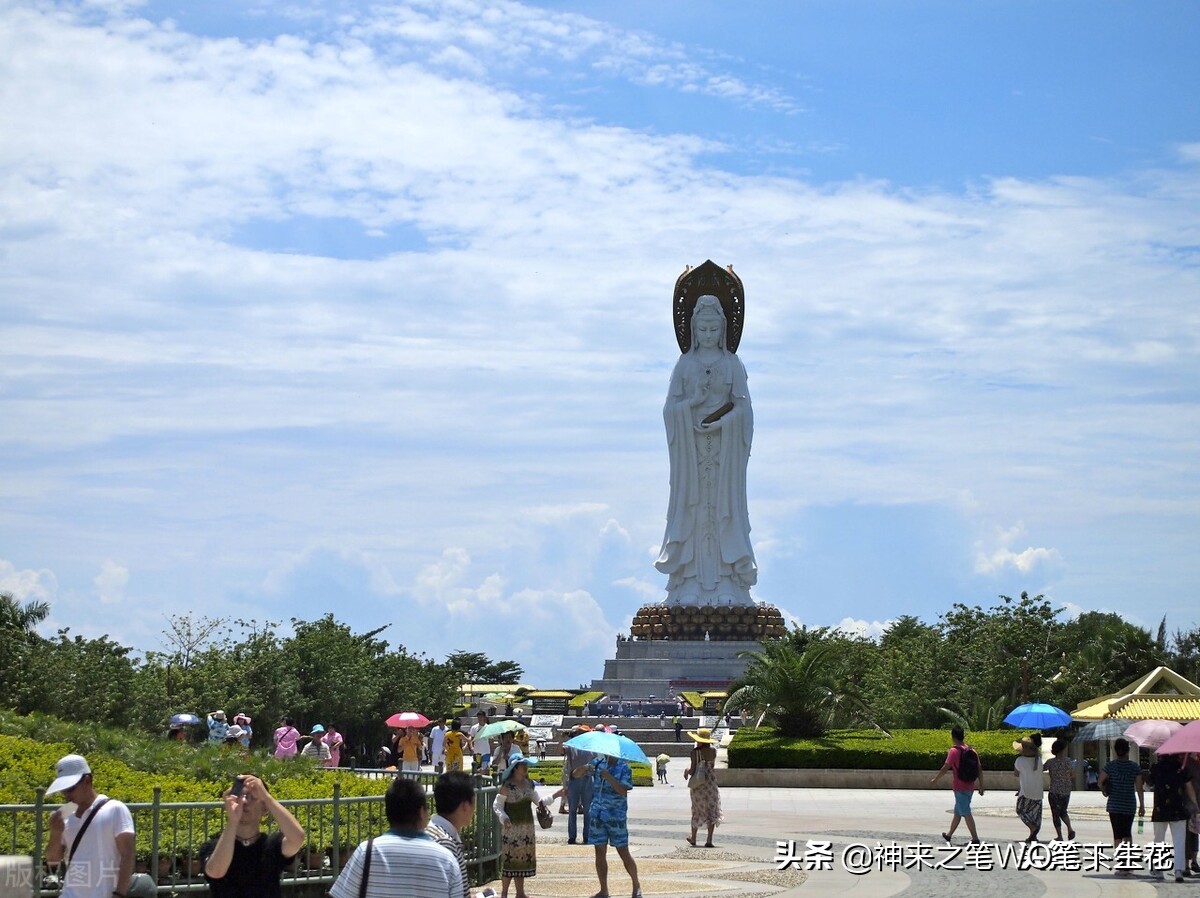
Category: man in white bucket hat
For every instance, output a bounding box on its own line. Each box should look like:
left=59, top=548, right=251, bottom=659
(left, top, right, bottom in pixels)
left=44, top=753, right=137, bottom=898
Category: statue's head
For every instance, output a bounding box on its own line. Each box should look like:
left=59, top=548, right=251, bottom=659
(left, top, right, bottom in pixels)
left=690, top=295, right=727, bottom=352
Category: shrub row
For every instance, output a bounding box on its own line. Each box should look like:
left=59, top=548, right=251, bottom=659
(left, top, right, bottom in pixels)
left=727, top=727, right=1042, bottom=772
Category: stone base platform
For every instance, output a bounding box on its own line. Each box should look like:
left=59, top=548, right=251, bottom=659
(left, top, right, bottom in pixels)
left=588, top=638, right=762, bottom=699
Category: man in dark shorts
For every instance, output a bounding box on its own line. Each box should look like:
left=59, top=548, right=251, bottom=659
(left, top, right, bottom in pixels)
left=199, top=774, right=306, bottom=897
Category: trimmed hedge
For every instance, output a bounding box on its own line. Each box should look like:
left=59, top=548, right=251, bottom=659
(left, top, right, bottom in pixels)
left=529, top=758, right=654, bottom=788
left=728, top=727, right=1039, bottom=772
left=568, top=691, right=605, bottom=709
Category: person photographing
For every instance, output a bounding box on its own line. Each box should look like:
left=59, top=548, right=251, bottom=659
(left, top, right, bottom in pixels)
left=199, top=774, right=306, bottom=898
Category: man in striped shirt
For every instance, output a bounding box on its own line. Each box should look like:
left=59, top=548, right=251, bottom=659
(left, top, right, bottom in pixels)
left=427, top=772, right=475, bottom=898
left=331, top=777, right=462, bottom=898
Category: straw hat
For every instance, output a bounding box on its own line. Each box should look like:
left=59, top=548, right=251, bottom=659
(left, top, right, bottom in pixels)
left=688, top=728, right=717, bottom=744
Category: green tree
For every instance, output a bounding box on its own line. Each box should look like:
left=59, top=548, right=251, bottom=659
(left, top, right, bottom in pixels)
left=863, top=616, right=947, bottom=729
left=937, top=592, right=1064, bottom=721
left=1048, top=612, right=1163, bottom=712
left=727, top=635, right=877, bottom=737
left=1169, top=624, right=1200, bottom=684
left=19, top=629, right=139, bottom=727
left=284, top=614, right=389, bottom=729
left=444, top=650, right=524, bottom=686
left=0, top=592, right=50, bottom=703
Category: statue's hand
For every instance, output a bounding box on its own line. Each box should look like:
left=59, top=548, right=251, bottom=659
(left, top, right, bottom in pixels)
left=695, top=417, right=724, bottom=433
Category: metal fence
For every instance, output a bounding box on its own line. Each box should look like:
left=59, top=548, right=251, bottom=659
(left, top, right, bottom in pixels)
left=1, top=770, right=501, bottom=896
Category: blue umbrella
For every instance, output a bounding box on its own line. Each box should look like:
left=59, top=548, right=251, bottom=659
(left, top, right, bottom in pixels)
left=169, top=712, right=203, bottom=727
left=1074, top=719, right=1130, bottom=742
left=564, top=730, right=649, bottom=765
left=1003, top=702, right=1072, bottom=729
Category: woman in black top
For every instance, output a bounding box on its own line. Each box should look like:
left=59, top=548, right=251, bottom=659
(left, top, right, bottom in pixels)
left=1147, top=753, right=1198, bottom=883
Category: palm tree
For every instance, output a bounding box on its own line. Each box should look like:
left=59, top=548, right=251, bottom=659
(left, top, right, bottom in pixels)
left=0, top=592, right=50, bottom=634
left=726, top=639, right=879, bottom=737
left=0, top=592, right=51, bottom=699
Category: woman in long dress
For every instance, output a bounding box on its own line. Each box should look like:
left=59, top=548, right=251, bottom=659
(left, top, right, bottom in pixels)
left=655, top=295, right=757, bottom=605
left=684, top=728, right=722, bottom=847
left=493, top=754, right=545, bottom=898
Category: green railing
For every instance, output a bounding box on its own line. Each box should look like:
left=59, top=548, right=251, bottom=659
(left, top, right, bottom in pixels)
left=2, top=770, right=501, bottom=896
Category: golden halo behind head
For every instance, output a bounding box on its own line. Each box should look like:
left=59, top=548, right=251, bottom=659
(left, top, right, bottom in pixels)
left=673, top=260, right=744, bottom=353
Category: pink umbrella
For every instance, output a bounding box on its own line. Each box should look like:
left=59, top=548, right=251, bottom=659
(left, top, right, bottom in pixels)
left=1155, top=718, right=1200, bottom=756
left=1123, top=719, right=1183, bottom=750
left=385, top=711, right=430, bottom=728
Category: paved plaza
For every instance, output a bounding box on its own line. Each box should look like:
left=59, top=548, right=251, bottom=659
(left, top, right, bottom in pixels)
left=480, top=785, right=1193, bottom=897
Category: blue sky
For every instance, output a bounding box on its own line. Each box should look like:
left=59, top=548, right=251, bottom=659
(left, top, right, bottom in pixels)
left=2, top=0, right=1198, bottom=687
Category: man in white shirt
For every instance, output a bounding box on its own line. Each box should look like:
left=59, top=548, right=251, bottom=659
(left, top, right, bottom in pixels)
left=426, top=772, right=476, bottom=898
left=428, top=720, right=448, bottom=774
left=468, top=711, right=491, bottom=770
left=331, top=777, right=462, bottom=898
left=44, top=754, right=135, bottom=898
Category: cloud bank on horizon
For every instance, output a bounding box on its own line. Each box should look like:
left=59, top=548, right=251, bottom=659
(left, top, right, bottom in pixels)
left=2, top=0, right=1198, bottom=686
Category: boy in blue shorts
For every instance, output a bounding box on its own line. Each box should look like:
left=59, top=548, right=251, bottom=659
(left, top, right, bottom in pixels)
left=575, top=753, right=642, bottom=898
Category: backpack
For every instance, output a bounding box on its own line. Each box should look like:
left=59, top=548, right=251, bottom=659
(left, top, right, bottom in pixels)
left=956, top=745, right=980, bottom=782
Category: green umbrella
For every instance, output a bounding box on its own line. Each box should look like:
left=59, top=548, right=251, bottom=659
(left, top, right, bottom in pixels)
left=475, top=719, right=527, bottom=740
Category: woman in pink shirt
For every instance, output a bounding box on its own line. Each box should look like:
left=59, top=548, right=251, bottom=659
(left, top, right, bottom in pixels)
left=273, top=716, right=300, bottom=758
left=324, top=727, right=344, bottom=768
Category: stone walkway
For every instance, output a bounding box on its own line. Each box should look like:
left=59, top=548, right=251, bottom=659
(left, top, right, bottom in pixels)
left=479, top=785, right=1191, bottom=897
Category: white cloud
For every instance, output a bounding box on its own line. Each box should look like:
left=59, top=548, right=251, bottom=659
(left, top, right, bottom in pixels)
left=612, top=577, right=659, bottom=601
left=0, top=0, right=1197, bottom=671
left=1058, top=601, right=1086, bottom=620
left=835, top=617, right=893, bottom=640
left=974, top=524, right=1063, bottom=576
left=599, top=518, right=630, bottom=541
left=93, top=560, right=129, bottom=605
left=0, top=560, right=58, bottom=603
left=1176, top=142, right=1200, bottom=164
left=410, top=550, right=613, bottom=679
left=521, top=503, right=609, bottom=525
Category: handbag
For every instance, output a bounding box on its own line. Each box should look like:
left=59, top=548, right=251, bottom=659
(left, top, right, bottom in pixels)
left=536, top=801, right=553, bottom=829
left=357, top=837, right=375, bottom=898
left=126, top=872, right=156, bottom=898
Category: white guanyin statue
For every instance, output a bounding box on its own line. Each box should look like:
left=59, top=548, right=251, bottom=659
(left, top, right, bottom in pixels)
left=655, top=293, right=758, bottom=605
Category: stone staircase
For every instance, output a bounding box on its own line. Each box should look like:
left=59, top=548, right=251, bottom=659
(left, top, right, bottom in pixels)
left=542, top=714, right=740, bottom=760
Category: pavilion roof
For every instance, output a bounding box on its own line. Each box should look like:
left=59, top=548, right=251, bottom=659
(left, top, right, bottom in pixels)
left=1071, top=665, right=1200, bottom=720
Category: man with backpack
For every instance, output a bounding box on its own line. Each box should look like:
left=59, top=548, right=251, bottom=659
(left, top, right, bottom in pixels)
left=930, top=726, right=986, bottom=844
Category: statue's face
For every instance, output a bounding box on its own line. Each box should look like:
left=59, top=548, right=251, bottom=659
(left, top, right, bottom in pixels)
left=694, top=314, right=723, bottom=349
